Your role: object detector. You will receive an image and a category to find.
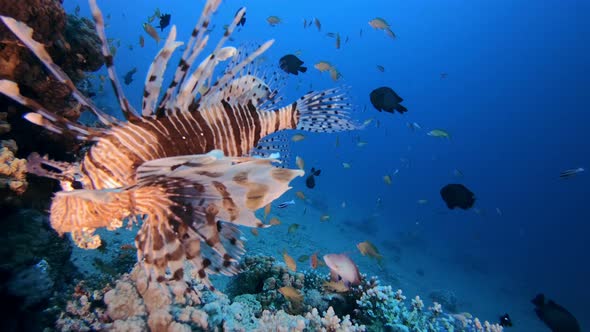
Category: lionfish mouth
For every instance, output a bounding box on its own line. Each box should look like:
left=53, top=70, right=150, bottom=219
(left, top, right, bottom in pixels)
left=0, top=0, right=358, bottom=291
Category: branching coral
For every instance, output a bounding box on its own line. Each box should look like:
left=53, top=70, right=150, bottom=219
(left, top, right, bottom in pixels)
left=53, top=256, right=504, bottom=332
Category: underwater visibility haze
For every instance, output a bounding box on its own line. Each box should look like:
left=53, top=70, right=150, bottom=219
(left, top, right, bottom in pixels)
left=0, top=0, right=588, bottom=331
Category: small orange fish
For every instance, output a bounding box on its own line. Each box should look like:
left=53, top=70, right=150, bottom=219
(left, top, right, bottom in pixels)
left=251, top=228, right=259, bottom=236
left=279, top=286, right=303, bottom=303
left=310, top=252, right=319, bottom=269
left=269, top=217, right=281, bottom=225
left=295, top=191, right=306, bottom=200
left=264, top=203, right=271, bottom=219
left=120, top=244, right=134, bottom=250
left=283, top=251, right=297, bottom=272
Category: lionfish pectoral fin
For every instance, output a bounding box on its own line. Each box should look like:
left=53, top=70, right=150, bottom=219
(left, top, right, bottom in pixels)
left=132, top=151, right=303, bottom=288
left=295, top=88, right=359, bottom=133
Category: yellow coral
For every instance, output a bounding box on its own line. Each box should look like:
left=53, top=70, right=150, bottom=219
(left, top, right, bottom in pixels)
left=0, top=141, right=28, bottom=194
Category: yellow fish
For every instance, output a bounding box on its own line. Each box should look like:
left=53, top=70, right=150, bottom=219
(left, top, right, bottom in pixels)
left=295, top=156, right=305, bottom=170
left=356, top=241, right=383, bottom=261
left=291, top=133, right=305, bottom=142
left=267, top=16, right=281, bottom=26
left=368, top=17, right=390, bottom=30
left=323, top=281, right=349, bottom=293
left=383, top=175, right=392, bottom=185
left=427, top=129, right=451, bottom=139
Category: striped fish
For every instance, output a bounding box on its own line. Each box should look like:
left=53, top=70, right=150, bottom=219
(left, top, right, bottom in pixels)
left=0, top=0, right=358, bottom=291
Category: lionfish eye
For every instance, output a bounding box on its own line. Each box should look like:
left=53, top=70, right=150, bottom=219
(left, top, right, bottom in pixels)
left=72, top=180, right=83, bottom=190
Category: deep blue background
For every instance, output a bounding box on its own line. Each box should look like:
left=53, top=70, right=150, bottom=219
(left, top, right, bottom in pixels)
left=65, top=0, right=590, bottom=329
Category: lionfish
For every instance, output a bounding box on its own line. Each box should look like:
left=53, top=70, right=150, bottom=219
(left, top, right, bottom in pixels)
left=0, top=0, right=358, bottom=290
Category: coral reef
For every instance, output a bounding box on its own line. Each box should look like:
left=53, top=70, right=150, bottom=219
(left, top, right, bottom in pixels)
left=0, top=209, right=77, bottom=331
left=0, top=139, right=27, bottom=195
left=52, top=255, right=505, bottom=332
left=0, top=0, right=105, bottom=213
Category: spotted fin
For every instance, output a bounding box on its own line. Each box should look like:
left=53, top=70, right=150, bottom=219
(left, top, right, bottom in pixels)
left=133, top=151, right=304, bottom=288
left=295, top=88, right=358, bottom=132
left=249, top=132, right=291, bottom=166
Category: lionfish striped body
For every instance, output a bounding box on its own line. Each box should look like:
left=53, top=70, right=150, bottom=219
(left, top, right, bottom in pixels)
left=0, top=0, right=357, bottom=290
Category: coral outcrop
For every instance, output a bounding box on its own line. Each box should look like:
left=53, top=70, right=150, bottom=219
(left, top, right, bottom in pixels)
left=53, top=255, right=504, bottom=332
left=0, top=139, right=27, bottom=195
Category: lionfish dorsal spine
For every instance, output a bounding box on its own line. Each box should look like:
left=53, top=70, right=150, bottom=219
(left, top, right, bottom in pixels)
left=88, top=0, right=140, bottom=120
left=141, top=25, right=184, bottom=117
left=157, top=0, right=223, bottom=114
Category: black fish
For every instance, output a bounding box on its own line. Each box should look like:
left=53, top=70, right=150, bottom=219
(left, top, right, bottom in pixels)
left=235, top=8, right=246, bottom=27
left=279, top=54, right=307, bottom=75
left=440, top=184, right=475, bottom=210
left=305, top=167, right=321, bottom=189
left=499, top=313, right=512, bottom=327
left=369, top=86, right=408, bottom=114
left=157, top=13, right=171, bottom=31
left=532, top=294, right=580, bottom=332
left=123, top=67, right=137, bottom=85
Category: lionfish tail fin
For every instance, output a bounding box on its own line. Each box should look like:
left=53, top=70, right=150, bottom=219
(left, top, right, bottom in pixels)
left=133, top=151, right=303, bottom=289
left=295, top=88, right=359, bottom=132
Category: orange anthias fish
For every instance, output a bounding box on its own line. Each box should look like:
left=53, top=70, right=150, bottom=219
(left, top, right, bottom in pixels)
left=269, top=217, right=281, bottom=225
left=279, top=286, right=303, bottom=303
left=283, top=251, right=297, bottom=272
left=264, top=203, right=271, bottom=219
left=295, top=191, right=306, bottom=200
left=310, top=251, right=319, bottom=269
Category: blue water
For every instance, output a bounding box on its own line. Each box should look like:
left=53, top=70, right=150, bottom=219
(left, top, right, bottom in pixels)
left=65, top=0, right=590, bottom=330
